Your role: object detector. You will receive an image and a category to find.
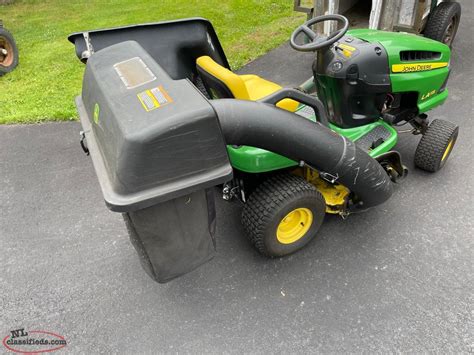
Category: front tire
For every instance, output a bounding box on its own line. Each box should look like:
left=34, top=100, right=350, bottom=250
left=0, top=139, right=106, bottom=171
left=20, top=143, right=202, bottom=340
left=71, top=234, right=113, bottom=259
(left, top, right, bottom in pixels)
left=241, top=174, right=326, bottom=257
left=414, top=119, right=458, bottom=172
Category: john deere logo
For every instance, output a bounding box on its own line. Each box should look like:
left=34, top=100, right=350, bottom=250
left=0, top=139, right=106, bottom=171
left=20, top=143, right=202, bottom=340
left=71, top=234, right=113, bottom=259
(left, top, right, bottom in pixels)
left=391, top=62, right=448, bottom=73
left=93, top=104, right=100, bottom=124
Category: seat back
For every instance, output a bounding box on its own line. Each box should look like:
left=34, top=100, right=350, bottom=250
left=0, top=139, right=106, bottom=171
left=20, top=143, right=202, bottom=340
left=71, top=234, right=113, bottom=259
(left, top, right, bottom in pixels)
left=196, top=56, right=250, bottom=100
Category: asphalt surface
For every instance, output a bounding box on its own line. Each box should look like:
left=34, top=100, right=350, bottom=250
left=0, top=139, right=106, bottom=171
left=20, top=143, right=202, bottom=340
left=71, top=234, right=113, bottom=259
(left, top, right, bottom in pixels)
left=1, top=2, right=473, bottom=353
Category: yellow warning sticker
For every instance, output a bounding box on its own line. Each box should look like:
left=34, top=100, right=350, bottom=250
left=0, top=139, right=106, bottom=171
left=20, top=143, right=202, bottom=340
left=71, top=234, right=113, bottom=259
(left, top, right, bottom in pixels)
left=341, top=49, right=353, bottom=58
left=137, top=86, right=173, bottom=112
left=391, top=62, right=448, bottom=73
left=336, top=43, right=356, bottom=58
left=337, top=43, right=356, bottom=52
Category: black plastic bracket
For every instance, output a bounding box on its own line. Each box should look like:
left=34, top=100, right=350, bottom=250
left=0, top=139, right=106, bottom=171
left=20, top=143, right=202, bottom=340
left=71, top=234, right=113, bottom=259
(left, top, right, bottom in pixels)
left=410, top=113, right=429, bottom=135
left=375, top=151, right=408, bottom=183
left=258, top=88, right=329, bottom=126
left=79, top=130, right=90, bottom=156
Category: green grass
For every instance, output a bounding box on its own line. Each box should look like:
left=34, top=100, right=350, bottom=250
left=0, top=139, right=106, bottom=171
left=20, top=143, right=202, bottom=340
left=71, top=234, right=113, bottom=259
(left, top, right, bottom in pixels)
left=0, top=0, right=304, bottom=124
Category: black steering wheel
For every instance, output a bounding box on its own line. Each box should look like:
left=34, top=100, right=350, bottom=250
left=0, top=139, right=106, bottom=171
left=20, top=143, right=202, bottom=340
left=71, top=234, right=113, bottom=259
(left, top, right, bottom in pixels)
left=290, top=14, right=349, bottom=52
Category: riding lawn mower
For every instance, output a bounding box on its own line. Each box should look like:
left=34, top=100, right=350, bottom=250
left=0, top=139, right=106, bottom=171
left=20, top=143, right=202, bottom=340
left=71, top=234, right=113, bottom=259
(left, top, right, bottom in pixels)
left=69, top=15, right=458, bottom=283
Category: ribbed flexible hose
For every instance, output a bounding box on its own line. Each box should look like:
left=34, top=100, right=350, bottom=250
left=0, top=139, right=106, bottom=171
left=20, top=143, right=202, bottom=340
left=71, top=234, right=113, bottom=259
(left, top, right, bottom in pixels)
left=211, top=99, right=393, bottom=211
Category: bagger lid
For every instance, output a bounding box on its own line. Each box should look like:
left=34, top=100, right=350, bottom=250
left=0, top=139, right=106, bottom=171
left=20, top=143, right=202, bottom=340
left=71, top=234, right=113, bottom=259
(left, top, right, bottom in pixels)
left=77, top=40, right=232, bottom=212
left=68, top=17, right=231, bottom=79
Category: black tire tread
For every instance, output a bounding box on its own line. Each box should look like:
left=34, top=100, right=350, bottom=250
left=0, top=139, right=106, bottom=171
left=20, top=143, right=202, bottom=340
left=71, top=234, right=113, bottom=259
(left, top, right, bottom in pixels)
left=423, top=2, right=461, bottom=44
left=241, top=174, right=324, bottom=256
left=414, top=119, right=458, bottom=172
left=0, top=27, right=19, bottom=75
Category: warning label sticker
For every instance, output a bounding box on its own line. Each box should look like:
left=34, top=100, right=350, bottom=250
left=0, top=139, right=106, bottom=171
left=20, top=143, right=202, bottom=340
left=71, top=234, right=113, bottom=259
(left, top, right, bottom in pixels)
left=137, top=86, right=173, bottom=112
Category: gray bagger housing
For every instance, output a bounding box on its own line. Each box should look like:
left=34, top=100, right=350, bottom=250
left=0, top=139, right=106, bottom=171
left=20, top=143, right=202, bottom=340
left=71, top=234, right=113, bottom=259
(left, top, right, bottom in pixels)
left=76, top=40, right=233, bottom=282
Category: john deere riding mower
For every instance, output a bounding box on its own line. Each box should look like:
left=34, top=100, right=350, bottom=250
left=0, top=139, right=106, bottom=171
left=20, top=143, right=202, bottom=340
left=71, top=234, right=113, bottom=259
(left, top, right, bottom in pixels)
left=69, top=16, right=458, bottom=282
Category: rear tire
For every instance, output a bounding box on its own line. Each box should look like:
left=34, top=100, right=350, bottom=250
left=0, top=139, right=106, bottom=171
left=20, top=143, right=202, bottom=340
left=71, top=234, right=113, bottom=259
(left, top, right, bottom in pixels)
left=241, top=173, right=326, bottom=257
left=0, top=27, right=19, bottom=76
left=414, top=119, right=458, bottom=172
left=423, top=2, right=461, bottom=47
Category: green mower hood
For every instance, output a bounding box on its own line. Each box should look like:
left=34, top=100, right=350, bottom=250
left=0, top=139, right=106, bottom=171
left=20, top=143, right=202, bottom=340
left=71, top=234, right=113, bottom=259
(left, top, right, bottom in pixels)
left=348, top=29, right=451, bottom=112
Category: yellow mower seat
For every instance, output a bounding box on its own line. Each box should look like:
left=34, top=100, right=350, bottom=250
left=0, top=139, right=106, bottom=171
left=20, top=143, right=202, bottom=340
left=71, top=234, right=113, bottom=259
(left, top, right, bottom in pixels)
left=196, top=56, right=299, bottom=112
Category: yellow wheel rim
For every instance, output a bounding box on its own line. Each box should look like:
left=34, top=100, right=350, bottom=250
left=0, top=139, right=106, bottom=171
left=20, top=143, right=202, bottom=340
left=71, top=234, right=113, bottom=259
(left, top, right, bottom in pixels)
left=441, top=139, right=454, bottom=161
left=276, top=208, right=313, bottom=244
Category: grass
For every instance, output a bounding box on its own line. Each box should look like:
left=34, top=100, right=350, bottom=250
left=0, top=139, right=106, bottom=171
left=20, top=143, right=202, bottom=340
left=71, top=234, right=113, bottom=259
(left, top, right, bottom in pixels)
left=0, top=0, right=305, bottom=124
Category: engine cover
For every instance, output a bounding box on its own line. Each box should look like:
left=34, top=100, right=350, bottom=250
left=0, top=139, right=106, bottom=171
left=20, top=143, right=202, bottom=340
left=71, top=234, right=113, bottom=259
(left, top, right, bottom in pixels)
left=314, top=30, right=451, bottom=128
left=313, top=35, right=391, bottom=128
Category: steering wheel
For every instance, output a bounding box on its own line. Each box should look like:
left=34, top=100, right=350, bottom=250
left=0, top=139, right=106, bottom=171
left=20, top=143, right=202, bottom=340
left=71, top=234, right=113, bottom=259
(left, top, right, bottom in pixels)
left=290, top=14, right=349, bottom=52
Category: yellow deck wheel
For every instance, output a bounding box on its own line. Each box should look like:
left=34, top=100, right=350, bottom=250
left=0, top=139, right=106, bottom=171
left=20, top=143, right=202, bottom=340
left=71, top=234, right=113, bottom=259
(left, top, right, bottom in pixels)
left=276, top=208, right=313, bottom=244
left=414, top=119, right=458, bottom=172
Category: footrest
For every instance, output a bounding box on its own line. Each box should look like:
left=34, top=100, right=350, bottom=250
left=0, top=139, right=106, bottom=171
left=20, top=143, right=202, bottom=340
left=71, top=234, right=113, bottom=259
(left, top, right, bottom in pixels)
left=355, top=125, right=392, bottom=152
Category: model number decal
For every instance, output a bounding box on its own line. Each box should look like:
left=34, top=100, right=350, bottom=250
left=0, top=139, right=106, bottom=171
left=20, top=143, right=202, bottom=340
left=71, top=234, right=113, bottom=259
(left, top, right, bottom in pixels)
left=421, top=90, right=437, bottom=100
left=392, top=62, right=448, bottom=73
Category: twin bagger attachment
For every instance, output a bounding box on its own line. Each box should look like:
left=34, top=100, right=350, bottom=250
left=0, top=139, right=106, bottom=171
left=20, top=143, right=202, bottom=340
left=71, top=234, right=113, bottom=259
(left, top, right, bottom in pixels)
left=75, top=41, right=233, bottom=282
left=70, top=19, right=393, bottom=283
